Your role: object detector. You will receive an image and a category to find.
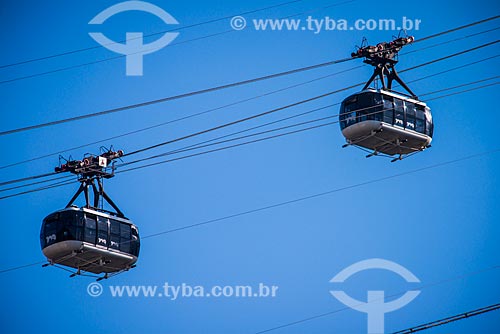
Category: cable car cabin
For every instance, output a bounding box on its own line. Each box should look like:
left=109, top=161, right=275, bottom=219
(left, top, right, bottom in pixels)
left=339, top=89, right=433, bottom=156
left=40, top=206, right=140, bottom=274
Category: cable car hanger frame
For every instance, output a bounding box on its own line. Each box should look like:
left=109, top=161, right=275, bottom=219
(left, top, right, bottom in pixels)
left=353, top=34, right=417, bottom=98
left=55, top=147, right=125, bottom=216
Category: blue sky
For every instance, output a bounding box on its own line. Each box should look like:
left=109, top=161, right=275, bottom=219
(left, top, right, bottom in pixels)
left=1, top=0, right=499, bottom=333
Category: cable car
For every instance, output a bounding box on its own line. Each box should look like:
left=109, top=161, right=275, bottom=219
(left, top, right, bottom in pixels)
left=41, top=149, right=140, bottom=279
left=340, top=35, right=434, bottom=161
left=41, top=206, right=140, bottom=274
left=340, top=88, right=433, bottom=156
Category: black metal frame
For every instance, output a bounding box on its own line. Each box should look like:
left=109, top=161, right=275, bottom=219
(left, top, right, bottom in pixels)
left=56, top=149, right=126, bottom=218
left=354, top=36, right=417, bottom=99
left=65, top=177, right=125, bottom=217
left=362, top=60, right=417, bottom=98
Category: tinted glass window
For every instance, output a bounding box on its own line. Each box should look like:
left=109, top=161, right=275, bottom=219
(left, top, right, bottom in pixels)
left=97, top=217, right=108, bottom=247
left=72, top=212, right=84, bottom=241
left=341, top=96, right=358, bottom=129
left=44, top=221, right=58, bottom=247
left=60, top=211, right=78, bottom=240
left=41, top=211, right=81, bottom=247
left=416, top=107, right=425, bottom=133
left=382, top=96, right=394, bottom=124
left=121, top=223, right=131, bottom=238
left=357, top=93, right=374, bottom=122
left=58, top=212, right=71, bottom=226
left=340, top=93, right=384, bottom=128
left=44, top=213, right=58, bottom=223
left=405, top=102, right=416, bottom=130
left=425, top=120, right=433, bottom=136
left=120, top=223, right=131, bottom=253
left=425, top=107, right=433, bottom=137
left=131, top=225, right=140, bottom=257
left=345, top=103, right=358, bottom=125
left=358, top=93, right=374, bottom=106
left=74, top=212, right=85, bottom=227
left=371, top=93, right=384, bottom=121
left=84, top=216, right=96, bottom=244
left=110, top=220, right=121, bottom=250
left=45, top=221, right=57, bottom=234
left=62, top=225, right=76, bottom=241
left=110, top=220, right=120, bottom=235
left=394, top=99, right=404, bottom=128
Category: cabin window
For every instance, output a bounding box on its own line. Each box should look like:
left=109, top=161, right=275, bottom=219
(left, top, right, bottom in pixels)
left=425, top=108, right=433, bottom=137
left=73, top=212, right=84, bottom=241
left=110, top=220, right=121, bottom=250
left=41, top=211, right=82, bottom=247
left=97, top=217, right=108, bottom=247
left=371, top=93, right=383, bottom=121
left=120, top=223, right=131, bottom=253
left=342, top=100, right=358, bottom=128
left=59, top=211, right=78, bottom=241
left=59, top=211, right=75, bottom=225
left=382, top=96, right=394, bottom=124
left=405, top=102, right=416, bottom=130
left=394, top=99, right=404, bottom=128
left=415, top=107, right=425, bottom=133
left=425, top=120, right=433, bottom=137
left=43, top=221, right=58, bottom=247
left=84, top=216, right=97, bottom=244
left=340, top=93, right=386, bottom=128
left=357, top=93, right=374, bottom=122
left=131, top=226, right=140, bottom=257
